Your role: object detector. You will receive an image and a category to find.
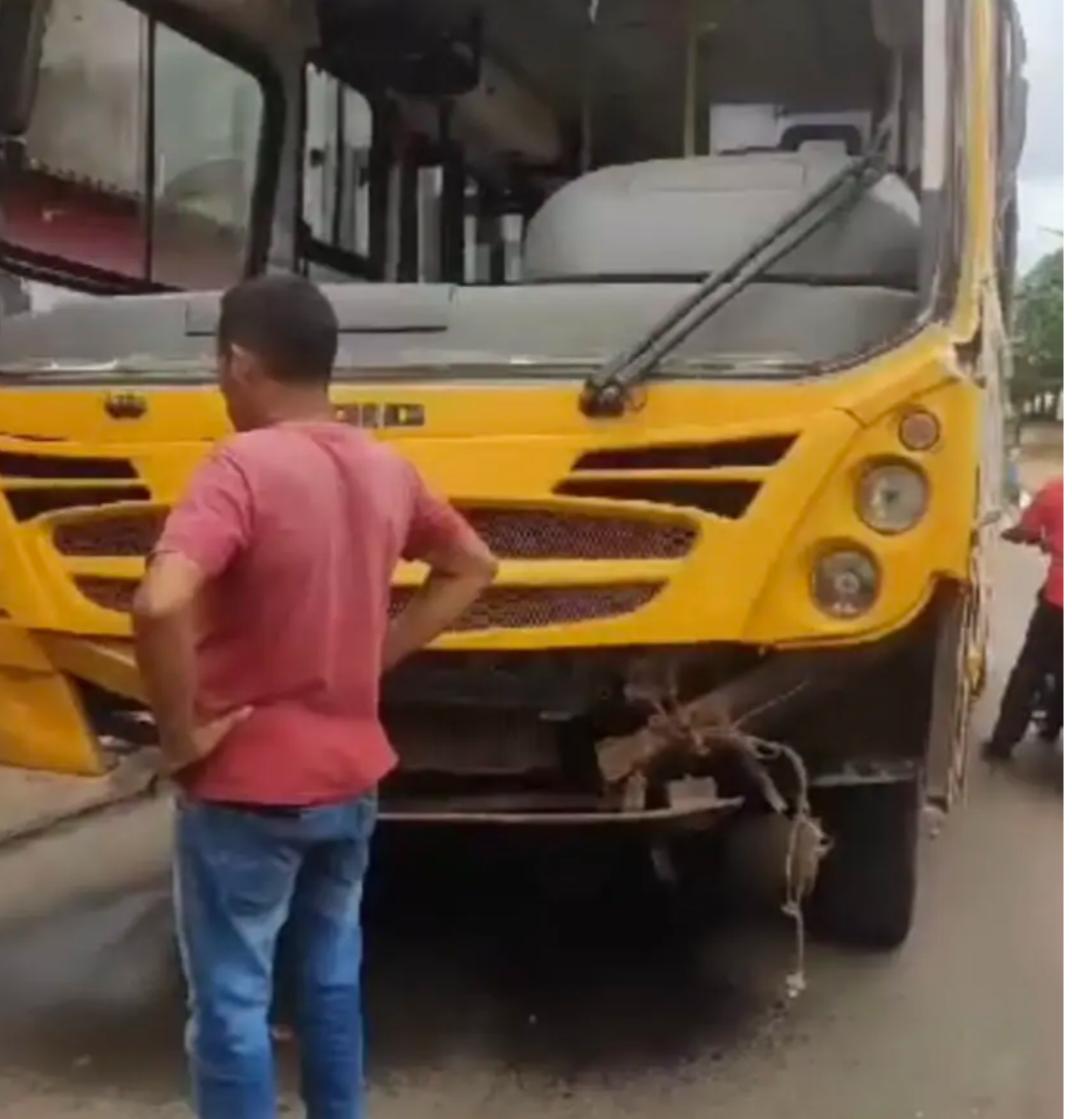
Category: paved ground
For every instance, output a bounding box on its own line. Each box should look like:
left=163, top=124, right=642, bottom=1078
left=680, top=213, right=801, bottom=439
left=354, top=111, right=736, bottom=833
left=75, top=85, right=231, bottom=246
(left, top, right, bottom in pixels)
left=0, top=541, right=1060, bottom=1118
left=0, top=754, right=155, bottom=845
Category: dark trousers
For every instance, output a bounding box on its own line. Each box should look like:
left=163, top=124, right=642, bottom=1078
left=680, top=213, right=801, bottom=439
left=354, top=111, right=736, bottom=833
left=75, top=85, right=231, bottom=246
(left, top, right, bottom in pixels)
left=989, top=597, right=1063, bottom=755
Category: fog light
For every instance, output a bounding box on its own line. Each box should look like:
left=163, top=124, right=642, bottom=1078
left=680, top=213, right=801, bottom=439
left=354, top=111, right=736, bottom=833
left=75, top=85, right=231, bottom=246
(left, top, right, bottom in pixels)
left=899, top=409, right=941, bottom=452
left=857, top=462, right=929, bottom=534
left=813, top=549, right=880, bottom=618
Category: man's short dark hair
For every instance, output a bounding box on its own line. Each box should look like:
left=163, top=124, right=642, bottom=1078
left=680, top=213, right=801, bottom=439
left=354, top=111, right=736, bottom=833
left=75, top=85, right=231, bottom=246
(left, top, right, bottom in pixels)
left=218, top=275, right=339, bottom=384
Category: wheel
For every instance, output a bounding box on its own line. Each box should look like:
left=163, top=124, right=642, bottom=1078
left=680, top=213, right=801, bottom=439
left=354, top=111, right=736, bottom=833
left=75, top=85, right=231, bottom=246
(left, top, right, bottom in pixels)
left=806, top=777, right=921, bottom=949
left=926, top=588, right=975, bottom=807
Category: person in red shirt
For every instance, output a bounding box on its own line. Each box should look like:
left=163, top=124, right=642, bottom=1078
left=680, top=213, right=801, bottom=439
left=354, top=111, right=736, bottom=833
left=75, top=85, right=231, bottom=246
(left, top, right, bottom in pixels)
left=133, top=275, right=496, bottom=1119
left=984, top=475, right=1063, bottom=760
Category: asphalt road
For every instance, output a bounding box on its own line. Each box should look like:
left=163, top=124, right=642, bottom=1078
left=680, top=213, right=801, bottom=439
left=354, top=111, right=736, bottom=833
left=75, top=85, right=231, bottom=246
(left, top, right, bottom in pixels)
left=0, top=541, right=1060, bottom=1118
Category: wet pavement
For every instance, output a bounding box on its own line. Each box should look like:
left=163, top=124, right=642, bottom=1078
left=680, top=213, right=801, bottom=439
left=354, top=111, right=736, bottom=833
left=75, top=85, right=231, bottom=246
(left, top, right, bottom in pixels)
left=0, top=541, right=1061, bottom=1118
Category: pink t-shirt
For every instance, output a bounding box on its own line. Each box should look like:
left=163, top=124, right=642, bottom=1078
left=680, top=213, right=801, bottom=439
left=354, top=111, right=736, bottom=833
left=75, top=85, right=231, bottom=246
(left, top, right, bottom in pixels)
left=154, top=421, right=471, bottom=806
left=1020, top=477, right=1064, bottom=608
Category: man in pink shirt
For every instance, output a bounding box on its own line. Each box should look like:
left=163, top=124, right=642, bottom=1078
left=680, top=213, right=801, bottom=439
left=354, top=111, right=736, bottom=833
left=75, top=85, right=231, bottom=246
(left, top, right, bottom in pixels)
left=133, top=275, right=496, bottom=1118
left=984, top=475, right=1063, bottom=760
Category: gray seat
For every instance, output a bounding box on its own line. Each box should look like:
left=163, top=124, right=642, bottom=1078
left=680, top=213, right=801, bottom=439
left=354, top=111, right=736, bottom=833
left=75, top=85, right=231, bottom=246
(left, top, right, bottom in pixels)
left=523, top=148, right=921, bottom=289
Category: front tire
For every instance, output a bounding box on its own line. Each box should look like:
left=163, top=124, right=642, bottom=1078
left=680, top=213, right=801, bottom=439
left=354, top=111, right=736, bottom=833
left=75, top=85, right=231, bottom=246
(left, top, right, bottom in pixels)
left=807, top=777, right=921, bottom=949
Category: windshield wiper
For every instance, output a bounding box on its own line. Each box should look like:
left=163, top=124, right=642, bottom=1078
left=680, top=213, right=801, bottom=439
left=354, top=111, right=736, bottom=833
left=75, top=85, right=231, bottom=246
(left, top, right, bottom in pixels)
left=580, top=139, right=889, bottom=417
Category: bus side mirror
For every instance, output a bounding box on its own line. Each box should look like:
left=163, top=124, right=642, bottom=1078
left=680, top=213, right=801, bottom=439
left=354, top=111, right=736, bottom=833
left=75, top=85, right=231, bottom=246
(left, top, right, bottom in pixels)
left=0, top=0, right=49, bottom=137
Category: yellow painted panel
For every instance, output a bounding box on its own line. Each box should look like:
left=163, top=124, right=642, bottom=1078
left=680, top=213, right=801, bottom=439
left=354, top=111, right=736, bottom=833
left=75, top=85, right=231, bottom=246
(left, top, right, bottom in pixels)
left=0, top=335, right=986, bottom=654
left=39, top=637, right=144, bottom=704
left=0, top=667, right=103, bottom=775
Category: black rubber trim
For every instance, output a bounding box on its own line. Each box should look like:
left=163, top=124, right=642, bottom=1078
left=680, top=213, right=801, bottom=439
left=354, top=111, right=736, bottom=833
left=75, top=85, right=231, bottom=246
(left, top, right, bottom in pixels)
left=0, top=241, right=174, bottom=296
left=6, top=485, right=151, bottom=520
left=0, top=452, right=137, bottom=479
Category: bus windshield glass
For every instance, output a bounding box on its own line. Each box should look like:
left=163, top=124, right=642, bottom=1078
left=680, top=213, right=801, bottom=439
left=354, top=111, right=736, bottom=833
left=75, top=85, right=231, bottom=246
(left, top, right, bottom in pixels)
left=290, top=0, right=952, bottom=377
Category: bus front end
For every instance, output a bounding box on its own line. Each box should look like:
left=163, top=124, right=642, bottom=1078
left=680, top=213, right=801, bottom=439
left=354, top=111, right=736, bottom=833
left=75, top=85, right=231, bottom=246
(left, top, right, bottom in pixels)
left=0, top=0, right=1020, bottom=946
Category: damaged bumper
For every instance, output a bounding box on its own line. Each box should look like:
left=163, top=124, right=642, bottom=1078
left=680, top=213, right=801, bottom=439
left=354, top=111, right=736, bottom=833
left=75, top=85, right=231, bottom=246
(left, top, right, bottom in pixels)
left=379, top=796, right=745, bottom=827
left=378, top=596, right=941, bottom=826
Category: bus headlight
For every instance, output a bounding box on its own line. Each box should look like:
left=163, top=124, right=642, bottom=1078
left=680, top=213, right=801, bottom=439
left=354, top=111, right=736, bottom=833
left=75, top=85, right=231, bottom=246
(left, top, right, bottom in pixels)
left=856, top=462, right=929, bottom=534
left=812, top=549, right=880, bottom=618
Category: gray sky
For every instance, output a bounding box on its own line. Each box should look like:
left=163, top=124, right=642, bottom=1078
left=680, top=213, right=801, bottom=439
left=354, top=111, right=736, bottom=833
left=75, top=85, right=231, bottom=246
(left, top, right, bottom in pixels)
left=1017, top=0, right=1063, bottom=270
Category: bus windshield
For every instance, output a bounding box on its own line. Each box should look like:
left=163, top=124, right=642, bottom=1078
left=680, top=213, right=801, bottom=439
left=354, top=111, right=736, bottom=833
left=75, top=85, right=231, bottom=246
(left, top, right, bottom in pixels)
left=0, top=0, right=984, bottom=385
left=292, top=0, right=952, bottom=382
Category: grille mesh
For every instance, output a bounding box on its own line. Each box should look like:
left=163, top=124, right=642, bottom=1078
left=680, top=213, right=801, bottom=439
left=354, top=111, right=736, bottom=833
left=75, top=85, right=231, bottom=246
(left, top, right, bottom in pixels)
left=55, top=506, right=695, bottom=561
left=461, top=507, right=694, bottom=560
left=76, top=577, right=138, bottom=613
left=77, top=576, right=662, bottom=630
left=389, top=584, right=661, bottom=631
left=55, top=510, right=168, bottom=557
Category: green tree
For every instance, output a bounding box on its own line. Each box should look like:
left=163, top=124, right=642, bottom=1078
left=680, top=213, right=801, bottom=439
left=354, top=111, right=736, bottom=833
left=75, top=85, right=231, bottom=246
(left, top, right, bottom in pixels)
left=1010, top=248, right=1063, bottom=419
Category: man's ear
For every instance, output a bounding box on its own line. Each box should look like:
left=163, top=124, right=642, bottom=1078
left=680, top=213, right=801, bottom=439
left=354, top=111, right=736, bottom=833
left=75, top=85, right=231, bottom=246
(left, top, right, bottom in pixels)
left=226, top=343, right=264, bottom=388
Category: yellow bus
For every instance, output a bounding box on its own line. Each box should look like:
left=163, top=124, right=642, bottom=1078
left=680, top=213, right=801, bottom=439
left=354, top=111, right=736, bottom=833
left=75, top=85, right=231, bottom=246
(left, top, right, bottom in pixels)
left=0, top=0, right=1025, bottom=945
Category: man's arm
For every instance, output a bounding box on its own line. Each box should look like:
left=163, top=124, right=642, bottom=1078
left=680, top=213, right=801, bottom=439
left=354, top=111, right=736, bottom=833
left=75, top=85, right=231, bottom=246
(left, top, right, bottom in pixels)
left=133, top=554, right=249, bottom=773
left=383, top=470, right=497, bottom=671
left=1002, top=522, right=1038, bottom=544
left=383, top=534, right=498, bottom=672
left=1003, top=483, right=1053, bottom=546
left=133, top=448, right=253, bottom=772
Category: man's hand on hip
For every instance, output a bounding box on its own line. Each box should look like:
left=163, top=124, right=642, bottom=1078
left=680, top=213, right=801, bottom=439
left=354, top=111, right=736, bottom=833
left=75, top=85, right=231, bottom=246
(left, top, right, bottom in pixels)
left=161, top=707, right=253, bottom=775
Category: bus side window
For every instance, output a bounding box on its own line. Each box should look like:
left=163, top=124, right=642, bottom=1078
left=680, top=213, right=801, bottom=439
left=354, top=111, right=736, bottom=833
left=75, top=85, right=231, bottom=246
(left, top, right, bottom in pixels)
left=300, top=64, right=528, bottom=286
left=301, top=65, right=375, bottom=281
left=151, top=23, right=263, bottom=289
left=0, top=0, right=264, bottom=292
left=5, top=0, right=149, bottom=283
left=995, top=1, right=1027, bottom=316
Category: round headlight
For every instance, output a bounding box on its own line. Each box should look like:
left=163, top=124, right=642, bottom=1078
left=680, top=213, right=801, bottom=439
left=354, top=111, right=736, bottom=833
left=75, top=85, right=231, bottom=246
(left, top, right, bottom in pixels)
left=813, top=549, right=880, bottom=618
left=857, top=462, right=929, bottom=534
left=899, top=409, right=941, bottom=452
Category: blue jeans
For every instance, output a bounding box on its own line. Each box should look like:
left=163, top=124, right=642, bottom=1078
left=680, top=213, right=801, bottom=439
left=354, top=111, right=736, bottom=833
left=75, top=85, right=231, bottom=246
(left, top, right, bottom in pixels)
left=174, top=794, right=377, bottom=1119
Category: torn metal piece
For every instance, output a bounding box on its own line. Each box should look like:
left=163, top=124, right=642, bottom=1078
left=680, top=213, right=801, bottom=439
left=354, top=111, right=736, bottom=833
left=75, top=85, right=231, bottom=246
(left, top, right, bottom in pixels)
left=595, top=659, right=816, bottom=786
left=595, top=703, right=720, bottom=785
left=601, top=665, right=833, bottom=999
left=597, top=727, right=659, bottom=785
left=666, top=775, right=719, bottom=811
left=622, top=770, right=648, bottom=812
left=737, top=748, right=789, bottom=813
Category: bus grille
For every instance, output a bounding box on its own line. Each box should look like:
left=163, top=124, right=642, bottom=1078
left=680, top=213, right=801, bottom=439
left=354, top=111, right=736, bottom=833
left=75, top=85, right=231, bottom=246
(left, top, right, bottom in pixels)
left=557, top=435, right=797, bottom=519
left=462, top=508, right=694, bottom=560
left=555, top=478, right=759, bottom=518
left=571, top=436, right=795, bottom=471
left=55, top=510, right=168, bottom=556
left=389, top=584, right=662, bottom=631
left=75, top=577, right=662, bottom=631
left=75, top=577, right=140, bottom=614
left=55, top=506, right=695, bottom=561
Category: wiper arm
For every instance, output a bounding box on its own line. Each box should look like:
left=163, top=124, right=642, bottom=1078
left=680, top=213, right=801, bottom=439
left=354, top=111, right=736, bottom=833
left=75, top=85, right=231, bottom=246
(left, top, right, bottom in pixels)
left=580, top=140, right=889, bottom=417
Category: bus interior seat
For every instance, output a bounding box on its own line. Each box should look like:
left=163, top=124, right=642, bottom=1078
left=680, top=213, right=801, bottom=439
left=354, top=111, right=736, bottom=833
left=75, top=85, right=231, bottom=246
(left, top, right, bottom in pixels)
left=518, top=148, right=923, bottom=360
